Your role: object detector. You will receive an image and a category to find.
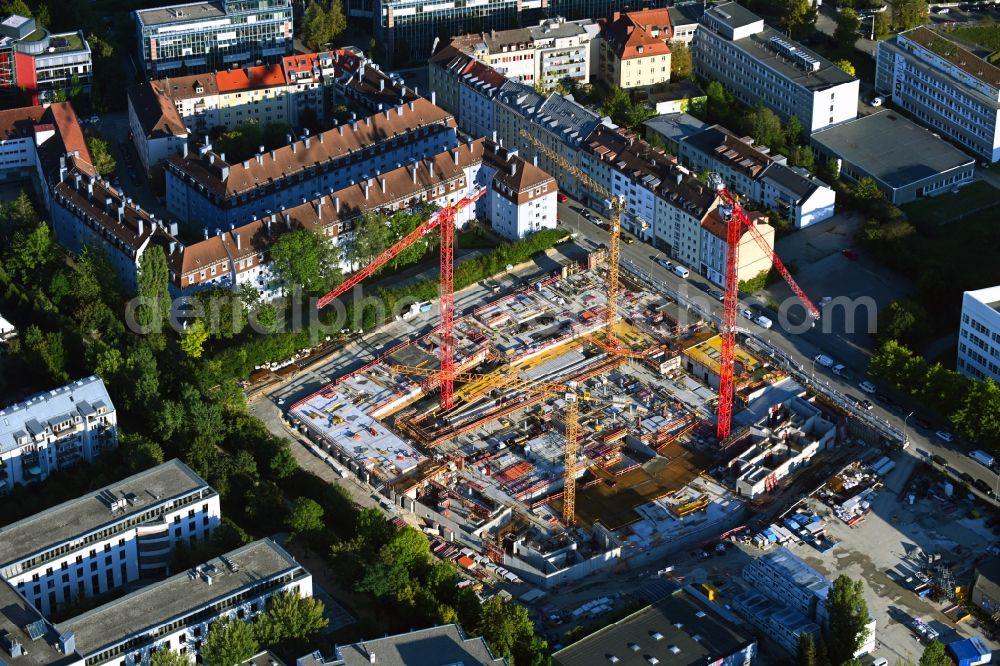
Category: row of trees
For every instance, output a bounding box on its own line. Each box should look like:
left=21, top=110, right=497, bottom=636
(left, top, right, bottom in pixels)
left=149, top=591, right=328, bottom=666
left=870, top=340, right=1000, bottom=451
left=702, top=82, right=819, bottom=172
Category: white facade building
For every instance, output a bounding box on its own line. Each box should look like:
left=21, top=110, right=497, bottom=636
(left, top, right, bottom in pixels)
left=56, top=539, right=310, bottom=666
left=0, top=376, right=117, bottom=491
left=875, top=26, right=1000, bottom=163
left=693, top=2, right=859, bottom=132
left=481, top=144, right=558, bottom=239
left=0, top=459, right=219, bottom=617
left=958, top=286, right=1000, bottom=382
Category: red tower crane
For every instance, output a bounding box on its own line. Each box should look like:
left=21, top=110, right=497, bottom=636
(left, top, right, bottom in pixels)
left=708, top=173, right=820, bottom=442
left=316, top=188, right=487, bottom=411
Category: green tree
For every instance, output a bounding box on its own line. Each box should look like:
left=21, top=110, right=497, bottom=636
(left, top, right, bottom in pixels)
left=893, top=0, right=928, bottom=29
left=179, top=319, right=209, bottom=359
left=85, top=135, right=116, bottom=176
left=478, top=595, right=550, bottom=666
left=357, top=527, right=431, bottom=598
left=669, top=40, right=692, bottom=79
left=952, top=378, right=1000, bottom=451
left=919, top=640, right=951, bottom=666
left=328, top=0, right=347, bottom=40
left=0, top=0, right=31, bottom=18
left=790, top=144, right=816, bottom=172
left=834, top=58, right=857, bottom=77
left=744, top=103, right=783, bottom=148
left=120, top=432, right=165, bottom=473
left=796, top=633, right=819, bottom=666
left=877, top=299, right=928, bottom=346
left=201, top=616, right=259, bottom=666
left=874, top=11, right=891, bottom=37
left=601, top=86, right=633, bottom=126
left=216, top=120, right=263, bottom=163
left=349, top=210, right=394, bottom=267
left=8, top=222, right=54, bottom=281
left=87, top=32, right=114, bottom=59
left=784, top=115, right=804, bottom=145
left=270, top=229, right=341, bottom=295
left=270, top=440, right=299, bottom=480
left=252, top=590, right=329, bottom=645
left=855, top=176, right=883, bottom=200
left=835, top=8, right=861, bottom=44
left=150, top=649, right=189, bottom=666
left=301, top=0, right=345, bottom=51
left=23, top=326, right=68, bottom=383
left=705, top=80, right=733, bottom=123
left=286, top=497, right=325, bottom=539
left=136, top=246, right=171, bottom=331
left=34, top=4, right=49, bottom=29
left=780, top=0, right=817, bottom=39
left=825, top=575, right=871, bottom=666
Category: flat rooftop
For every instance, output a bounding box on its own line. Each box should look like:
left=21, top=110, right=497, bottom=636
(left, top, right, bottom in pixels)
left=56, top=539, right=304, bottom=658
left=0, top=459, right=212, bottom=566
left=300, top=624, right=507, bottom=665
left=965, top=285, right=1000, bottom=315
left=136, top=1, right=227, bottom=27
left=811, top=111, right=975, bottom=188
left=736, top=26, right=856, bottom=92
left=0, top=580, right=74, bottom=666
left=901, top=26, right=1000, bottom=89
left=704, top=1, right=762, bottom=31
left=553, top=584, right=754, bottom=666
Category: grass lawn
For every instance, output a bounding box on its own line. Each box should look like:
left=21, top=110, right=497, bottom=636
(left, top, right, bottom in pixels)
left=900, top=180, right=1000, bottom=226
left=21, top=29, right=45, bottom=42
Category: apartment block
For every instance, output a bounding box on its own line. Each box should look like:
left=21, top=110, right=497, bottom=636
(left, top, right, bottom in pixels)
left=599, top=9, right=673, bottom=91
left=700, top=206, right=774, bottom=286
left=0, top=459, right=219, bottom=617
left=133, top=0, right=293, bottom=78
left=0, top=15, right=92, bottom=105
left=693, top=2, right=858, bottom=132
left=732, top=589, right=819, bottom=654
left=59, top=539, right=308, bottom=665
left=958, top=285, right=1000, bottom=382
left=0, top=376, right=116, bottom=492
left=876, top=26, right=1000, bottom=163
left=127, top=81, right=190, bottom=176
left=164, top=97, right=458, bottom=228
left=680, top=122, right=835, bottom=228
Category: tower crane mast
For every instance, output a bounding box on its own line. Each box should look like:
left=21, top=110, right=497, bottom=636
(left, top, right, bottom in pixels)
left=707, top=173, right=819, bottom=441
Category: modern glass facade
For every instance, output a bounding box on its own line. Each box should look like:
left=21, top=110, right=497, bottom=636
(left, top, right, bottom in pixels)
left=135, top=0, right=292, bottom=78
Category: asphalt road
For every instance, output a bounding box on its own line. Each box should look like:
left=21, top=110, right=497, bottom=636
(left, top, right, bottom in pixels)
left=555, top=200, right=1000, bottom=503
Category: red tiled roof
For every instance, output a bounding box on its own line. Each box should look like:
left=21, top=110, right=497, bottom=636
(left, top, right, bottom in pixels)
left=0, top=104, right=46, bottom=141
left=602, top=8, right=673, bottom=61
left=216, top=64, right=287, bottom=92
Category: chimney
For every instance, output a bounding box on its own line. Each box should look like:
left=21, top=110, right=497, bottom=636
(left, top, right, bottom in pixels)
left=243, top=159, right=250, bottom=169
left=366, top=116, right=371, bottom=127
left=431, top=91, right=436, bottom=106
left=117, top=204, right=124, bottom=224
left=209, top=154, right=215, bottom=165
left=408, top=100, right=414, bottom=111
left=351, top=119, right=358, bottom=132
left=318, top=132, right=324, bottom=144
left=380, top=78, right=385, bottom=91
left=334, top=195, right=340, bottom=212
left=259, top=145, right=265, bottom=154
left=266, top=216, right=273, bottom=234
left=453, top=150, right=459, bottom=165
left=203, top=228, right=209, bottom=240
left=338, top=125, right=344, bottom=136
left=384, top=108, right=390, bottom=120
left=256, top=152, right=263, bottom=165
left=411, top=166, right=417, bottom=184
left=533, top=155, right=538, bottom=167
left=283, top=213, right=291, bottom=229
left=315, top=198, right=323, bottom=219
left=676, top=173, right=683, bottom=185
left=169, top=240, right=177, bottom=254
left=286, top=132, right=293, bottom=145
left=492, top=130, right=498, bottom=143
left=105, top=196, right=113, bottom=214
left=510, top=162, right=517, bottom=176
left=429, top=162, right=435, bottom=179
left=74, top=172, right=82, bottom=191
left=380, top=177, right=386, bottom=193
left=182, top=142, right=188, bottom=158
left=396, top=104, right=404, bottom=117
left=364, top=181, right=370, bottom=200
left=87, top=178, right=94, bottom=199
left=304, top=136, right=311, bottom=150
left=236, top=233, right=241, bottom=250
left=219, top=152, right=226, bottom=163
left=291, top=141, right=297, bottom=154
left=138, top=218, right=144, bottom=236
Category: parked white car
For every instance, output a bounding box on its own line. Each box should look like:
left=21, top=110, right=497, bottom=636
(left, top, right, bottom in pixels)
left=815, top=354, right=834, bottom=368
left=859, top=380, right=877, bottom=394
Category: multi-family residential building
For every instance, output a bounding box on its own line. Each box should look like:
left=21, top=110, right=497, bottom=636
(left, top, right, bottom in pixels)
left=875, top=26, right=1000, bottom=163
left=811, top=110, right=975, bottom=204
left=693, top=2, right=859, bottom=132
left=299, top=624, right=508, bottom=666
left=700, top=206, right=775, bottom=286
left=51, top=137, right=556, bottom=300
left=133, top=0, right=293, bottom=78
left=0, top=376, right=116, bottom=492
left=0, top=15, right=92, bottom=104
left=55, top=538, right=310, bottom=665
left=164, top=97, right=458, bottom=227
left=733, top=589, right=820, bottom=654
left=743, top=546, right=876, bottom=655
left=680, top=123, right=835, bottom=228
left=443, top=17, right=599, bottom=90
left=599, top=9, right=673, bottom=91
left=215, top=64, right=290, bottom=128
left=958, top=285, right=1000, bottom=382
left=0, top=459, right=219, bottom=616
left=127, top=80, right=190, bottom=176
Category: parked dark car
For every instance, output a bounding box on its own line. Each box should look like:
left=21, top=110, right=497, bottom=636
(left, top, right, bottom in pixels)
left=974, top=478, right=994, bottom=496
left=931, top=454, right=947, bottom=466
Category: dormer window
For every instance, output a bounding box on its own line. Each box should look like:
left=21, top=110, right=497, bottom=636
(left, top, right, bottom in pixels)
left=195, top=85, right=203, bottom=94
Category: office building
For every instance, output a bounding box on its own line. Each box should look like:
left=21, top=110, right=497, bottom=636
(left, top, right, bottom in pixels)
left=0, top=15, right=92, bottom=105
left=876, top=26, right=1000, bottom=163
left=958, top=285, right=1000, bottom=383
left=693, top=2, right=858, bottom=132
left=553, top=584, right=756, bottom=666
left=0, top=376, right=116, bottom=492
left=164, top=97, right=458, bottom=228
left=680, top=123, right=835, bottom=228
left=55, top=538, right=310, bottom=665
left=133, top=0, right=293, bottom=78
left=599, top=9, right=673, bottom=91
left=0, top=459, right=219, bottom=616
left=666, top=4, right=702, bottom=46
left=810, top=111, right=975, bottom=204
left=298, top=624, right=507, bottom=666
left=732, top=589, right=820, bottom=654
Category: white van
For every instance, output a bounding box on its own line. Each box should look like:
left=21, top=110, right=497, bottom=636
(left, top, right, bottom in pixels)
left=755, top=315, right=773, bottom=329
left=673, top=264, right=690, bottom=278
